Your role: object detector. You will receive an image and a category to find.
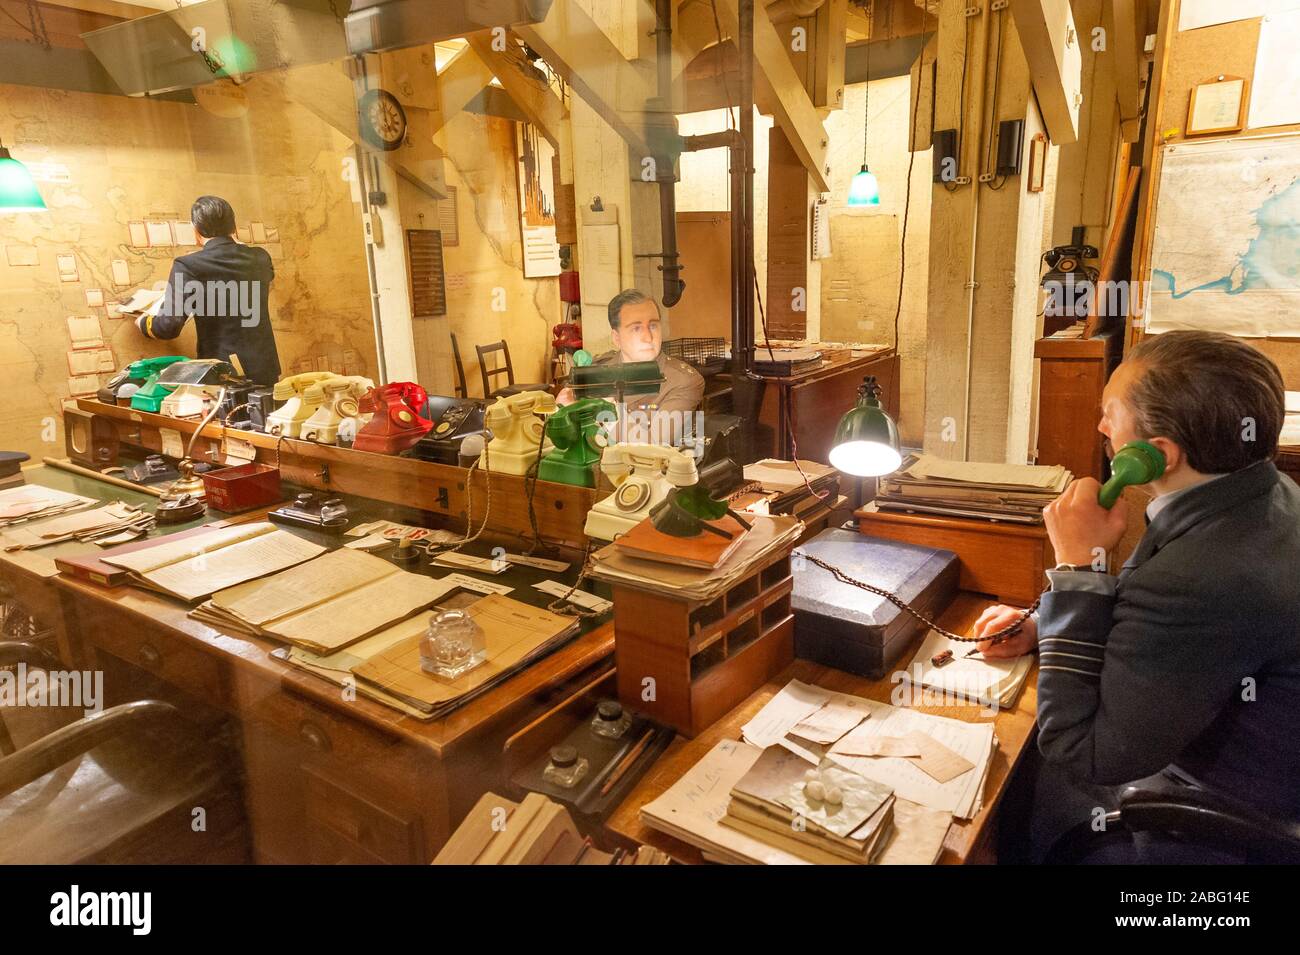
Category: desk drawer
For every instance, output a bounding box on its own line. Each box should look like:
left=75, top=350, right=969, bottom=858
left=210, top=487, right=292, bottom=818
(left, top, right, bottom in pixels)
left=85, top=610, right=226, bottom=707
left=304, top=766, right=424, bottom=864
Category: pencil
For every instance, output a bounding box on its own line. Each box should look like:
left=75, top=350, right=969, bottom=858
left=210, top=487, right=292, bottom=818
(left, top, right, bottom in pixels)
left=600, top=728, right=655, bottom=796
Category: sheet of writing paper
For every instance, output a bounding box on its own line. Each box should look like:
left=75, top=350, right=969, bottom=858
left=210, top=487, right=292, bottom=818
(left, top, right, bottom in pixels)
left=902, top=731, right=976, bottom=783
left=104, top=522, right=277, bottom=575
left=830, top=733, right=923, bottom=758
left=533, top=580, right=611, bottom=613
left=790, top=698, right=872, bottom=745
left=740, top=679, right=831, bottom=750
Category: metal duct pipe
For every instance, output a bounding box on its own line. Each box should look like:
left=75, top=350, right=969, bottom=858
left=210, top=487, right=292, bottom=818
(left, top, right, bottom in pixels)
left=766, top=0, right=826, bottom=25
left=654, top=0, right=686, bottom=309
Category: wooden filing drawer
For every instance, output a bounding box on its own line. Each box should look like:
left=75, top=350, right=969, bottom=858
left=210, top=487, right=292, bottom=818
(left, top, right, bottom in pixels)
left=82, top=608, right=227, bottom=707
left=304, top=765, right=425, bottom=864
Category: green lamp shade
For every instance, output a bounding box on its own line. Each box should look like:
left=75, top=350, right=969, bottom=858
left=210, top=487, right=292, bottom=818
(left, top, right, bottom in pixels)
left=830, top=395, right=901, bottom=477
left=0, top=149, right=46, bottom=212
left=847, top=164, right=880, bottom=207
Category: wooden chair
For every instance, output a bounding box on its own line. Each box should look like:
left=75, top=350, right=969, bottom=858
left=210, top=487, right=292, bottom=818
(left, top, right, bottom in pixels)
left=450, top=333, right=468, bottom=399
left=475, top=339, right=548, bottom=399
left=0, top=641, right=250, bottom=863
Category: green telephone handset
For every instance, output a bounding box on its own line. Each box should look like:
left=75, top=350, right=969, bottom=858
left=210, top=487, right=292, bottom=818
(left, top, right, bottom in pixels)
left=1098, top=440, right=1166, bottom=508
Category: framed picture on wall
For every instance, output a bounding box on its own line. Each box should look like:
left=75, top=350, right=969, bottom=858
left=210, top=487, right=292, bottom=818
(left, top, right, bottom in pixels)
left=1186, top=75, right=1248, bottom=137
left=515, top=122, right=561, bottom=277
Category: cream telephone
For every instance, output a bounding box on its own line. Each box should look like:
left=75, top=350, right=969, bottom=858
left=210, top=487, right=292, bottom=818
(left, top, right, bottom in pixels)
left=584, top=443, right=698, bottom=541
left=265, top=372, right=339, bottom=438
left=302, top=375, right=376, bottom=445
left=479, top=390, right=557, bottom=475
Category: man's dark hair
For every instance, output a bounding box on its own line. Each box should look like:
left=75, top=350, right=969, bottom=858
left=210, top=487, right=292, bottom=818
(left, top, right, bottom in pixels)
left=1126, top=330, right=1285, bottom=473
left=607, top=288, right=655, bottom=329
left=191, top=196, right=237, bottom=239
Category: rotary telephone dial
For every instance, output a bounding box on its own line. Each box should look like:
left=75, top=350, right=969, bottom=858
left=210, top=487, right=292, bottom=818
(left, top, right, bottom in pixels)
left=479, top=390, right=558, bottom=475
left=583, top=443, right=699, bottom=541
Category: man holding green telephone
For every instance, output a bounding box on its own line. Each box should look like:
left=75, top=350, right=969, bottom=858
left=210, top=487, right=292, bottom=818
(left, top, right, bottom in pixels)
left=974, top=330, right=1299, bottom=863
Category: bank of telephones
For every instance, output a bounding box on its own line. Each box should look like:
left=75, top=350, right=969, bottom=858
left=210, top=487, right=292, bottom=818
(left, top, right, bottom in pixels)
left=479, top=390, right=557, bottom=475
left=404, top=396, right=488, bottom=465
left=584, top=443, right=699, bottom=541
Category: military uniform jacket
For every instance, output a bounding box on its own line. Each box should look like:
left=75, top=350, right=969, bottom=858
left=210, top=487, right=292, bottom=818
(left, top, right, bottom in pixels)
left=590, top=349, right=704, bottom=413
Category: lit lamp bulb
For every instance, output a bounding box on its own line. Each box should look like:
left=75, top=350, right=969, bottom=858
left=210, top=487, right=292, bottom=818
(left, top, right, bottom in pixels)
left=829, top=376, right=901, bottom=477
left=846, top=164, right=880, bottom=208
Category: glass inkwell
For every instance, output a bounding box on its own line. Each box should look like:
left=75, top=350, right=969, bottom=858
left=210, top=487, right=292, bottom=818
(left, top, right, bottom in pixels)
left=419, top=609, right=486, bottom=681
left=542, top=745, right=589, bottom=789
left=591, top=700, right=632, bottom=739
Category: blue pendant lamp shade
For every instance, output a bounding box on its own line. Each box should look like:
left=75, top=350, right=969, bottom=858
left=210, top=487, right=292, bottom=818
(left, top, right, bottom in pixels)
left=829, top=376, right=902, bottom=477
left=0, top=142, right=46, bottom=212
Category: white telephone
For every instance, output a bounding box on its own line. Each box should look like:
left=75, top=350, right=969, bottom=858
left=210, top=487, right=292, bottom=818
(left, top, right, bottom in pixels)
left=583, top=443, right=698, bottom=541
left=301, top=376, right=375, bottom=445
left=266, top=372, right=340, bottom=438
left=479, top=390, right=557, bottom=475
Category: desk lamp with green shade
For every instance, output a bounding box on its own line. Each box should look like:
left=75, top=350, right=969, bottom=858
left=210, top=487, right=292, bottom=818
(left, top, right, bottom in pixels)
left=829, top=376, right=901, bottom=477
left=0, top=139, right=47, bottom=212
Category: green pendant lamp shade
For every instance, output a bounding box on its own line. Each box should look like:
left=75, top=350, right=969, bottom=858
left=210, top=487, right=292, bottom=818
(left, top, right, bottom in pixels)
left=830, top=376, right=901, bottom=477
left=0, top=144, right=47, bottom=212
left=847, top=165, right=880, bottom=207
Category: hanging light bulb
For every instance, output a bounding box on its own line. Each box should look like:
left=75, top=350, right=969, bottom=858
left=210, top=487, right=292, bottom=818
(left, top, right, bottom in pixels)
left=846, top=43, right=881, bottom=208
left=0, top=140, right=46, bottom=213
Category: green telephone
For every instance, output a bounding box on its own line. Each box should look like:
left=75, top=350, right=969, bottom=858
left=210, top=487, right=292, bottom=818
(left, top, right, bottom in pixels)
left=126, top=356, right=189, bottom=413
left=537, top=397, right=616, bottom=487
left=1098, top=440, right=1166, bottom=508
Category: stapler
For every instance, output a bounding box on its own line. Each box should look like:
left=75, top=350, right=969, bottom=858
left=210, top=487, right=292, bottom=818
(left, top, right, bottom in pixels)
left=536, top=397, right=617, bottom=487
left=100, top=356, right=187, bottom=406
left=479, top=390, right=557, bottom=475
left=584, top=443, right=698, bottom=540
left=269, top=492, right=349, bottom=532
left=301, top=375, right=375, bottom=445
left=353, top=382, right=432, bottom=454
left=264, top=372, right=339, bottom=438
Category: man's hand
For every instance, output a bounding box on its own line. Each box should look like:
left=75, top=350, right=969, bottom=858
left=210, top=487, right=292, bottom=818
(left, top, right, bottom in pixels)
left=1043, top=476, right=1128, bottom=568
left=972, top=604, right=1038, bottom=659
left=555, top=387, right=576, bottom=406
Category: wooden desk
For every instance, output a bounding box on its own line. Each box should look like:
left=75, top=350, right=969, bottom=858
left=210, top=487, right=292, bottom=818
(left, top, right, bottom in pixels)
left=604, top=593, right=1038, bottom=865
left=54, top=542, right=616, bottom=864
left=0, top=466, right=216, bottom=662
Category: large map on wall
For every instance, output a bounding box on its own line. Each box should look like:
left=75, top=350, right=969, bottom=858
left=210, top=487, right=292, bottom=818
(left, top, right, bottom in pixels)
left=1146, top=134, right=1300, bottom=337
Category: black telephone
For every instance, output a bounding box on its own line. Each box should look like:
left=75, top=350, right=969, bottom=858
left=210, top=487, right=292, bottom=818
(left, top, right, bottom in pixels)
left=404, top=396, right=488, bottom=465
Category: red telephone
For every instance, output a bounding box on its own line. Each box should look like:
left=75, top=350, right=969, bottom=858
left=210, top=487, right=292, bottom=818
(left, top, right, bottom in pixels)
left=352, top=382, right=432, bottom=454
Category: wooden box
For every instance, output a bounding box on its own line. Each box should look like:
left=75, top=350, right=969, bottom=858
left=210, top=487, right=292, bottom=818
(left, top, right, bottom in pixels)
left=855, top=505, right=1053, bottom=606
left=612, top=548, right=796, bottom=738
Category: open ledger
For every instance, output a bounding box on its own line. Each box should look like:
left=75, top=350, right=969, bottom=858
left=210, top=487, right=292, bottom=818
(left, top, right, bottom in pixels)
left=190, top=548, right=447, bottom=653
left=100, top=521, right=325, bottom=603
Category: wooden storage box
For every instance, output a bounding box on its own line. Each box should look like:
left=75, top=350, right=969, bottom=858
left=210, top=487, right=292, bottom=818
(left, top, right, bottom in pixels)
left=612, top=548, right=795, bottom=738
left=855, top=504, right=1053, bottom=605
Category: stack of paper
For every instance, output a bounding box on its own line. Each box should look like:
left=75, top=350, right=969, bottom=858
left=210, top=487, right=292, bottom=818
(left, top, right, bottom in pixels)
left=190, top=548, right=446, bottom=653
left=1, top=502, right=154, bottom=551
left=875, top=454, right=1073, bottom=523
left=100, top=522, right=325, bottom=603
left=740, top=679, right=994, bottom=820
left=588, top=514, right=803, bottom=602
left=0, top=486, right=97, bottom=528
left=902, top=630, right=1034, bottom=709
left=723, top=745, right=896, bottom=864
left=639, top=739, right=951, bottom=866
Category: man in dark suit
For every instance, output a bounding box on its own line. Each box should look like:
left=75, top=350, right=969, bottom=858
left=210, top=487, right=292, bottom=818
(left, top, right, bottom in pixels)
left=973, top=331, right=1300, bottom=862
left=137, top=196, right=282, bottom=385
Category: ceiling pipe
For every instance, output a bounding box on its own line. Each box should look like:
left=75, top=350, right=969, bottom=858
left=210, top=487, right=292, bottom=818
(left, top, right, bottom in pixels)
left=652, top=0, right=686, bottom=309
